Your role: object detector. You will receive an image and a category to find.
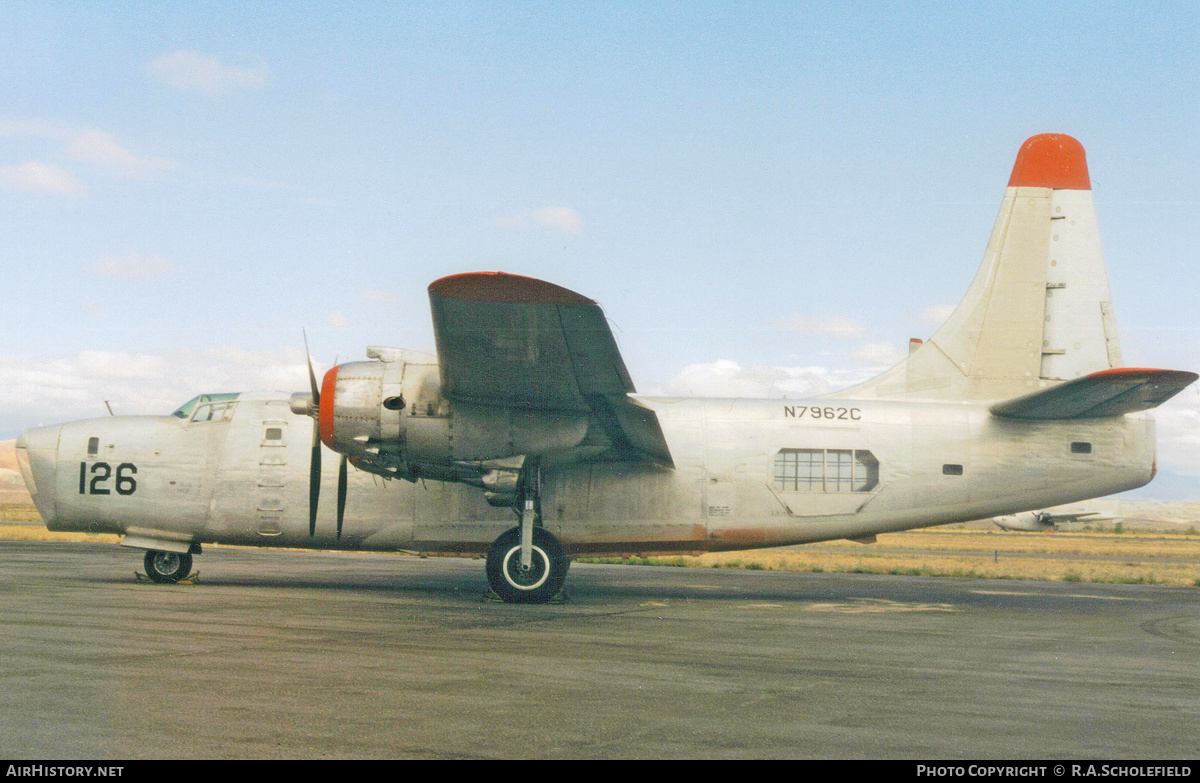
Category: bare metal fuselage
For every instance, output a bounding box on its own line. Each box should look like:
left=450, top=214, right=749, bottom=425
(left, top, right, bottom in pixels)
left=19, top=390, right=1154, bottom=557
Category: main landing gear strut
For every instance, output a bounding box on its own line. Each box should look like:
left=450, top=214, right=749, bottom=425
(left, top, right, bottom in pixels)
left=485, top=464, right=569, bottom=603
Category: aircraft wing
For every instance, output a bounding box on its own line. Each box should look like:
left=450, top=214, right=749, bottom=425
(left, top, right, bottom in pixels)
left=990, top=368, right=1198, bottom=420
left=428, top=272, right=672, bottom=466
left=1042, top=511, right=1103, bottom=523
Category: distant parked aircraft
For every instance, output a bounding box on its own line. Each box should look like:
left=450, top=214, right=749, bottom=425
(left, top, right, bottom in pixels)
left=992, top=500, right=1120, bottom=532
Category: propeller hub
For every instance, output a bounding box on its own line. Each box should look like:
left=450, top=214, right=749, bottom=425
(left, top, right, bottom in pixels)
left=289, top=392, right=316, bottom=417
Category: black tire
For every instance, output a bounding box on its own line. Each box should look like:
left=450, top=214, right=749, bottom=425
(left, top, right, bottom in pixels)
left=144, top=550, right=192, bottom=584
left=485, top=527, right=568, bottom=604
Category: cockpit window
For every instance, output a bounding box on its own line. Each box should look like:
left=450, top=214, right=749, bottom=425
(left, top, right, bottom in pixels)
left=191, top=400, right=237, bottom=423
left=172, top=393, right=241, bottom=420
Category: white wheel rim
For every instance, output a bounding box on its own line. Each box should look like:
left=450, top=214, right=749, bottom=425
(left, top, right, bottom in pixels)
left=500, top=545, right=550, bottom=591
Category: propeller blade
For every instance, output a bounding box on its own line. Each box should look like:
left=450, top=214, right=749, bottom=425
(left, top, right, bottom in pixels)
left=302, top=330, right=323, bottom=537
left=336, top=455, right=348, bottom=539
left=309, top=426, right=321, bottom=537
left=303, top=330, right=320, bottom=406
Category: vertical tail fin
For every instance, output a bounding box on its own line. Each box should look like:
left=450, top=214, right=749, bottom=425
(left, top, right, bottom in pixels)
left=836, top=133, right=1122, bottom=402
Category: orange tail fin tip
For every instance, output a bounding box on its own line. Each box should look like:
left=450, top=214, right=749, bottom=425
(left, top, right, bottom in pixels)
left=1008, top=133, right=1091, bottom=190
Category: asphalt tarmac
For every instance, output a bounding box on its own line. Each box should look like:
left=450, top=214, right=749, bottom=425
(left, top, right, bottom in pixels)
left=2, top=540, right=1198, bottom=759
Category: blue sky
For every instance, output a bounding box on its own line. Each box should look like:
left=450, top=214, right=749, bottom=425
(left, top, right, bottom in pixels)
left=2, top=2, right=1198, bottom=495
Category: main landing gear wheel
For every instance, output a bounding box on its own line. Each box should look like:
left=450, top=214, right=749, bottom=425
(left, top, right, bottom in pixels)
left=486, top=527, right=568, bottom=604
left=144, top=550, right=192, bottom=583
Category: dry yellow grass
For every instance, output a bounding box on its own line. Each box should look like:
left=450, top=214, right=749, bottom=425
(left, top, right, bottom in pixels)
left=0, top=504, right=42, bottom=522
left=0, top=524, right=120, bottom=544
left=808, top=529, right=1200, bottom=559
left=586, top=529, right=1200, bottom=587
left=690, top=530, right=1200, bottom=586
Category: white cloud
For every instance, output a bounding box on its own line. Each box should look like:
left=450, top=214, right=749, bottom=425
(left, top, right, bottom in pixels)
left=655, top=359, right=876, bottom=399
left=0, top=347, right=315, bottom=431
left=86, top=253, right=174, bottom=279
left=63, top=129, right=177, bottom=180
left=0, top=120, right=179, bottom=184
left=489, top=205, right=583, bottom=233
left=1154, top=389, right=1200, bottom=479
left=327, top=313, right=351, bottom=329
left=145, top=50, right=272, bottom=93
left=851, top=341, right=906, bottom=367
left=0, top=161, right=84, bottom=196
left=532, top=206, right=582, bottom=233
left=915, top=304, right=956, bottom=328
left=772, top=314, right=870, bottom=339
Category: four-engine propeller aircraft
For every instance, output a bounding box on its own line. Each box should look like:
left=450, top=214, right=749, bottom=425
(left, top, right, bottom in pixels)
left=15, top=134, right=1197, bottom=602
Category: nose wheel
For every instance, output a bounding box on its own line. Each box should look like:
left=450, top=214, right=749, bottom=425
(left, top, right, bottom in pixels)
left=144, top=550, right=192, bottom=584
left=486, top=527, right=568, bottom=603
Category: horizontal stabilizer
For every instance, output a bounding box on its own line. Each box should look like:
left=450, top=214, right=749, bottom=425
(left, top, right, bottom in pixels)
left=991, top=368, right=1198, bottom=420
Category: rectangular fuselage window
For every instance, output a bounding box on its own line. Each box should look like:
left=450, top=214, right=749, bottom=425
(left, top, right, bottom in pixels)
left=775, top=448, right=878, bottom=493
left=1071, top=442, right=1092, bottom=454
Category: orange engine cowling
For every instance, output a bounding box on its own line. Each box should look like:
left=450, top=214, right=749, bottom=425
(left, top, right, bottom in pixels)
left=316, top=360, right=448, bottom=465
left=311, top=355, right=591, bottom=483
left=318, top=362, right=374, bottom=452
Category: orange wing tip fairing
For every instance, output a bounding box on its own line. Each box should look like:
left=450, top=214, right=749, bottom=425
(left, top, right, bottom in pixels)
left=1007, top=133, right=1091, bottom=190
left=429, top=272, right=595, bottom=306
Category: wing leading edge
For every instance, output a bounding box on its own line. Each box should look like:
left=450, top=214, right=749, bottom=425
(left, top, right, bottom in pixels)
left=429, top=272, right=672, bottom=466
left=990, top=367, right=1198, bottom=420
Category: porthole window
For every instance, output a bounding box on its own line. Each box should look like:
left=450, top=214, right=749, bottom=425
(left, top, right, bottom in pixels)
left=943, top=464, right=964, bottom=476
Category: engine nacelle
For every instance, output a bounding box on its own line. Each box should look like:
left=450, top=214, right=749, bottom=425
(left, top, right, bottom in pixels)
left=301, top=347, right=590, bottom=487
left=316, top=350, right=446, bottom=463
left=992, top=511, right=1053, bottom=532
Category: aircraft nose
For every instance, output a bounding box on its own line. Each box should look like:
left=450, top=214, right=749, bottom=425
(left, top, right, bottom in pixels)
left=16, top=425, right=61, bottom=520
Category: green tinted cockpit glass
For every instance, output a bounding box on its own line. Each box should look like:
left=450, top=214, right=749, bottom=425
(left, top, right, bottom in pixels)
left=172, top=393, right=241, bottom=419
